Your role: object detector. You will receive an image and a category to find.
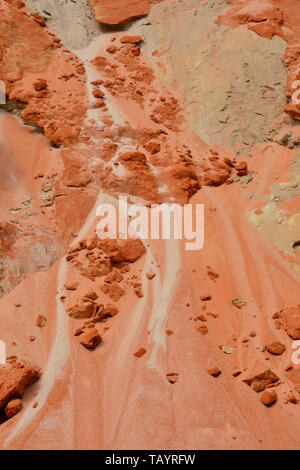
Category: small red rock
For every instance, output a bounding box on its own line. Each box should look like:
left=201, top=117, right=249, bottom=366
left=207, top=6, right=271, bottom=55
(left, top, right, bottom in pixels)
left=133, top=347, right=147, bottom=358
left=120, top=35, right=143, bottom=44
left=207, top=367, right=221, bottom=377
left=64, top=281, right=78, bottom=291
left=207, top=267, right=219, bottom=282
left=91, top=80, right=103, bottom=86
left=92, top=88, right=105, bottom=99
left=36, top=315, right=47, bottom=327
left=83, top=290, right=98, bottom=301
left=260, top=389, right=277, bottom=406
left=4, top=398, right=23, bottom=418
left=266, top=341, right=286, bottom=355
left=74, top=328, right=84, bottom=337
left=196, top=313, right=207, bottom=322
left=79, top=328, right=102, bottom=350
left=235, top=161, right=248, bottom=171
left=106, top=45, right=117, bottom=54
left=200, top=294, right=212, bottom=301
left=196, top=324, right=209, bottom=335
left=232, top=370, right=242, bottom=377
left=223, top=157, right=234, bottom=167
left=287, top=394, right=298, bottom=404
left=235, top=161, right=248, bottom=176
left=166, top=372, right=179, bottom=384
left=146, top=270, right=156, bottom=280
left=134, top=285, right=144, bottom=298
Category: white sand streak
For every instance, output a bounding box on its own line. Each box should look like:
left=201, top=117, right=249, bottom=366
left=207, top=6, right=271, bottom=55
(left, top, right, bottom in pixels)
left=6, top=191, right=105, bottom=446
left=5, top=259, right=70, bottom=446
left=147, top=238, right=181, bottom=369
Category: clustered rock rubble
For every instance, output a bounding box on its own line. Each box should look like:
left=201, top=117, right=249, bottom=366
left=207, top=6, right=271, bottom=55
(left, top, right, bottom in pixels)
left=0, top=358, right=41, bottom=421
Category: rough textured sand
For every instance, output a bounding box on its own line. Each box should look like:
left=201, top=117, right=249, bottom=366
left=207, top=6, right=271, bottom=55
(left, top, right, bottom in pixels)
left=0, top=0, right=299, bottom=450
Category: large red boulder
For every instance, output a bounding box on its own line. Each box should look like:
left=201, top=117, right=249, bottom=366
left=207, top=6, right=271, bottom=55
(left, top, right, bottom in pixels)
left=90, top=0, right=150, bottom=25
left=0, top=359, right=41, bottom=412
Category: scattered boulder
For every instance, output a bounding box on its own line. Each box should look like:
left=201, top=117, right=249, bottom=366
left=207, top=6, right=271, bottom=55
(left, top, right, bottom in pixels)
left=266, top=341, right=286, bottom=355
left=92, top=88, right=105, bottom=99
left=196, top=313, right=207, bottom=322
left=166, top=372, right=179, bottom=384
left=133, top=347, right=147, bottom=358
left=90, top=0, right=151, bottom=25
left=79, top=328, right=102, bottom=350
left=232, top=369, right=242, bottom=377
left=260, top=390, right=277, bottom=407
left=98, top=238, right=146, bottom=263
left=67, top=299, right=97, bottom=319
left=277, top=130, right=292, bottom=146
left=280, top=305, right=300, bottom=339
left=92, top=303, right=119, bottom=323
left=146, top=270, right=156, bottom=280
left=74, top=328, right=84, bottom=337
left=235, top=161, right=248, bottom=176
left=65, top=281, right=80, bottom=292
left=102, top=303, right=119, bottom=319
left=223, top=157, right=235, bottom=167
left=200, top=294, right=211, bottom=301
left=134, top=283, right=143, bottom=298
left=0, top=359, right=41, bottom=413
left=207, top=367, right=221, bottom=377
left=287, top=394, right=298, bottom=404
left=221, top=346, right=233, bottom=354
left=83, top=290, right=99, bottom=301
left=207, top=312, right=218, bottom=319
left=4, top=398, right=23, bottom=418
left=232, top=298, right=247, bottom=309
left=204, top=163, right=231, bottom=186
left=207, top=267, right=219, bottom=282
left=196, top=324, right=209, bottom=335
left=36, top=315, right=47, bottom=327
left=243, top=366, right=279, bottom=392
left=120, top=35, right=143, bottom=44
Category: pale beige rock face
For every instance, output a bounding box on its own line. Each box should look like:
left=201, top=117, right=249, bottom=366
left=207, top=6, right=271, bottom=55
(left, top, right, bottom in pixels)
left=133, top=0, right=287, bottom=155
left=25, top=0, right=101, bottom=49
